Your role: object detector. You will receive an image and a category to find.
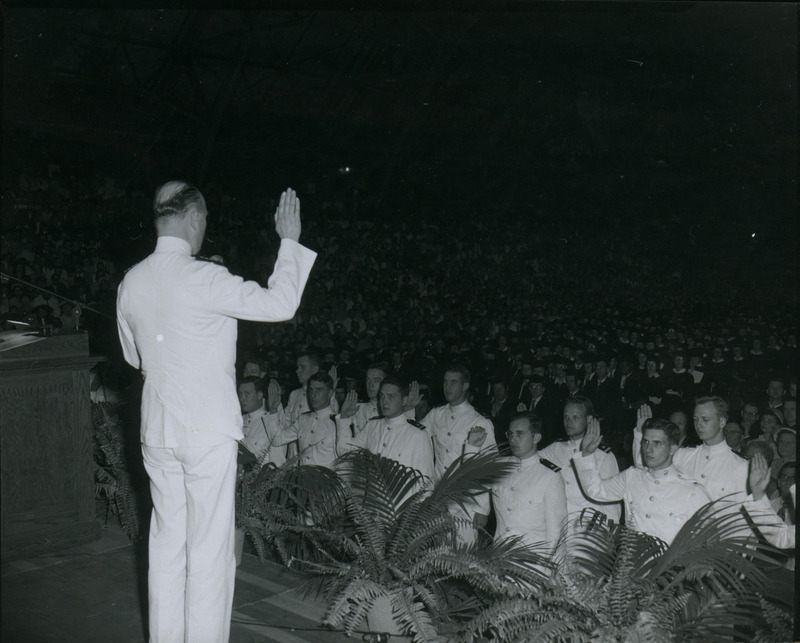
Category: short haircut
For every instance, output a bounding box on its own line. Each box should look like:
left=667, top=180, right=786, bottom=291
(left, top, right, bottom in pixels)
left=564, top=394, right=594, bottom=417
left=238, top=375, right=263, bottom=392
left=695, top=395, right=729, bottom=420
left=445, top=363, right=471, bottom=383
left=243, top=355, right=268, bottom=373
left=509, top=411, right=543, bottom=435
left=308, top=371, right=333, bottom=389
left=530, top=375, right=546, bottom=386
left=642, top=418, right=681, bottom=446
left=298, top=349, right=322, bottom=368
left=367, top=362, right=390, bottom=377
left=380, top=375, right=408, bottom=397
left=153, top=181, right=205, bottom=219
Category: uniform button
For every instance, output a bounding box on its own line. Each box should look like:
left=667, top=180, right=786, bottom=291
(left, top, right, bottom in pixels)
left=706, top=455, right=710, bottom=460
left=507, top=508, right=512, bottom=512
left=701, top=474, right=706, bottom=478
left=654, top=480, right=659, bottom=485
left=451, top=416, right=455, bottom=420
left=447, top=432, right=452, bottom=436
left=382, top=443, right=387, bottom=447
left=446, top=449, right=450, bottom=453
left=506, top=527, right=511, bottom=532
left=649, top=496, right=654, bottom=501
left=510, top=486, right=515, bottom=491
left=528, top=500, right=532, bottom=504
left=669, top=512, right=674, bottom=516
left=646, top=513, right=651, bottom=519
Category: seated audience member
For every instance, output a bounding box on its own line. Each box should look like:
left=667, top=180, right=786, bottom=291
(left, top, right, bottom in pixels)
left=573, top=417, right=711, bottom=545
left=489, top=378, right=516, bottom=446
left=740, top=401, right=760, bottom=441
left=765, top=376, right=786, bottom=412
left=633, top=397, right=748, bottom=502
left=722, top=421, right=745, bottom=455
left=238, top=376, right=286, bottom=467
left=275, top=372, right=338, bottom=468
left=486, top=412, right=567, bottom=552
left=782, top=397, right=796, bottom=429
left=758, top=409, right=783, bottom=457
left=335, top=376, right=433, bottom=480
left=771, top=427, right=796, bottom=480
left=539, top=396, right=621, bottom=525
left=771, top=461, right=797, bottom=524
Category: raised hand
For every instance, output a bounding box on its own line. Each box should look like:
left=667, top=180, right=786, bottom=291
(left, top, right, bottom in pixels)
left=274, top=188, right=301, bottom=242
left=516, top=402, right=527, bottom=412
left=404, top=380, right=422, bottom=410
left=748, top=452, right=771, bottom=501
left=267, top=379, right=282, bottom=413
left=328, top=364, right=338, bottom=390
left=636, top=404, right=652, bottom=432
left=339, top=390, right=359, bottom=419
left=581, top=417, right=602, bottom=455
left=467, top=425, right=488, bottom=448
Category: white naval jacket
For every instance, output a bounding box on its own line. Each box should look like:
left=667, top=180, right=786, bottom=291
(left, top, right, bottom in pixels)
left=572, top=456, right=712, bottom=544
left=117, top=236, right=316, bottom=448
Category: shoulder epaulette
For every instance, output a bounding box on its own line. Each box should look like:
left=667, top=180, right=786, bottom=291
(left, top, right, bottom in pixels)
left=407, top=418, right=426, bottom=430
left=368, top=416, right=381, bottom=421
left=301, top=410, right=313, bottom=415
left=540, top=458, right=561, bottom=473
left=598, top=444, right=613, bottom=453
left=330, top=414, right=337, bottom=422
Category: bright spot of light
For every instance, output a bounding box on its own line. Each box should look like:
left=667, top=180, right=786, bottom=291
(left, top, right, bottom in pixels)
left=338, top=166, right=351, bottom=175
left=751, top=233, right=756, bottom=238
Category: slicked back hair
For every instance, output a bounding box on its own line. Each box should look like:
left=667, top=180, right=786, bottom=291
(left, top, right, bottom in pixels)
left=509, top=411, right=543, bottom=435
left=695, top=395, right=729, bottom=420
left=445, top=363, right=471, bottom=383
left=564, top=394, right=594, bottom=417
left=153, top=181, right=205, bottom=220
left=380, top=375, right=408, bottom=397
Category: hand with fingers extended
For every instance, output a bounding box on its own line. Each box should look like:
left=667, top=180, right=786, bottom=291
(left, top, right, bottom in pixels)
left=748, top=452, right=772, bottom=501
left=328, top=364, right=338, bottom=390
left=404, top=381, right=422, bottom=411
left=636, top=403, right=652, bottom=433
left=267, top=379, right=282, bottom=413
left=274, top=188, right=301, bottom=242
left=339, top=390, right=359, bottom=419
left=581, top=416, right=603, bottom=456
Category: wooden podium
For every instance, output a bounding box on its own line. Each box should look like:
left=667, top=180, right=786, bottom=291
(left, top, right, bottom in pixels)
left=0, top=331, right=102, bottom=561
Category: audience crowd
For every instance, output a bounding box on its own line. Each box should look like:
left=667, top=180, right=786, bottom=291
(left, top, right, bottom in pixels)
left=2, top=164, right=796, bottom=555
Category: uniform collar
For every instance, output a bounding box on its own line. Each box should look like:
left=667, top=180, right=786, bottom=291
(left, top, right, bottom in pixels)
left=702, top=440, right=731, bottom=455
left=645, top=463, right=679, bottom=478
left=154, top=236, right=192, bottom=255
left=448, top=400, right=472, bottom=415
left=517, top=452, right=541, bottom=469
left=313, top=405, right=332, bottom=418
left=243, top=406, right=267, bottom=423
left=385, top=414, right=407, bottom=427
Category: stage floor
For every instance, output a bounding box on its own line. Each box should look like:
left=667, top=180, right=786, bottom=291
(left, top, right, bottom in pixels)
left=1, top=520, right=354, bottom=642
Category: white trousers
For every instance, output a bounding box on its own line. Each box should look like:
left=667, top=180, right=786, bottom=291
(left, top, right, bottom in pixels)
left=142, top=441, right=238, bottom=643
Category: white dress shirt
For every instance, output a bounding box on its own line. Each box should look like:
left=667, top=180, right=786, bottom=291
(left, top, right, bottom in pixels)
left=572, top=456, right=711, bottom=544
left=633, top=430, right=748, bottom=501
left=242, top=406, right=286, bottom=468
left=491, top=453, right=567, bottom=551
left=539, top=437, right=621, bottom=523
left=117, top=236, right=316, bottom=447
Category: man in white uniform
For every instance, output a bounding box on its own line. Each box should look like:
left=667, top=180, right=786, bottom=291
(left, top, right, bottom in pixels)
left=116, top=183, right=315, bottom=643
left=335, top=376, right=434, bottom=480
left=632, top=397, right=748, bottom=502
left=238, top=376, right=286, bottom=468
left=574, top=417, right=711, bottom=544
left=539, top=395, right=621, bottom=525
left=488, top=412, right=567, bottom=552
left=420, top=364, right=496, bottom=542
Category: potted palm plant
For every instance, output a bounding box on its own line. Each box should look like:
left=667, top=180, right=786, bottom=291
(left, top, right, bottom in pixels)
left=460, top=502, right=794, bottom=642
left=284, top=449, right=552, bottom=642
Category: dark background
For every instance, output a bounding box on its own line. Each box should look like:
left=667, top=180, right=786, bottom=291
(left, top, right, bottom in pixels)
left=3, top=3, right=797, bottom=284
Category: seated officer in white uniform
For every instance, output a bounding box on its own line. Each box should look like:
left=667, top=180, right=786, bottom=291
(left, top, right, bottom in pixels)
left=539, top=395, right=621, bottom=525
left=485, top=411, right=567, bottom=552
left=335, top=376, right=434, bottom=481
left=632, top=397, right=748, bottom=502
left=574, top=417, right=712, bottom=545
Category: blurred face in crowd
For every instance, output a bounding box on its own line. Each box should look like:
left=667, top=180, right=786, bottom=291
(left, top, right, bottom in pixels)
left=595, top=361, right=609, bottom=380
left=673, top=355, right=685, bottom=371
left=783, top=400, right=796, bottom=426
left=777, top=464, right=797, bottom=495
left=563, top=402, right=588, bottom=440
left=641, top=428, right=677, bottom=471
left=365, top=368, right=385, bottom=401
left=776, top=431, right=796, bottom=459
left=529, top=381, right=545, bottom=400
left=742, top=404, right=759, bottom=428
left=378, top=382, right=407, bottom=419
left=296, top=356, right=318, bottom=384
left=565, top=374, right=579, bottom=394
left=760, top=413, right=780, bottom=441
left=669, top=410, right=688, bottom=444
left=646, top=359, right=659, bottom=376
left=307, top=379, right=332, bottom=411
left=238, top=382, right=263, bottom=414
left=693, top=401, right=726, bottom=446
left=767, top=380, right=784, bottom=403
left=243, top=361, right=265, bottom=379
left=723, top=422, right=744, bottom=449
left=506, top=417, right=540, bottom=459
left=443, top=370, right=469, bottom=406
left=492, top=381, right=508, bottom=402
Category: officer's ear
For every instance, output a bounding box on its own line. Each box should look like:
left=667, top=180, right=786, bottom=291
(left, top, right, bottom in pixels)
left=533, top=432, right=542, bottom=446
